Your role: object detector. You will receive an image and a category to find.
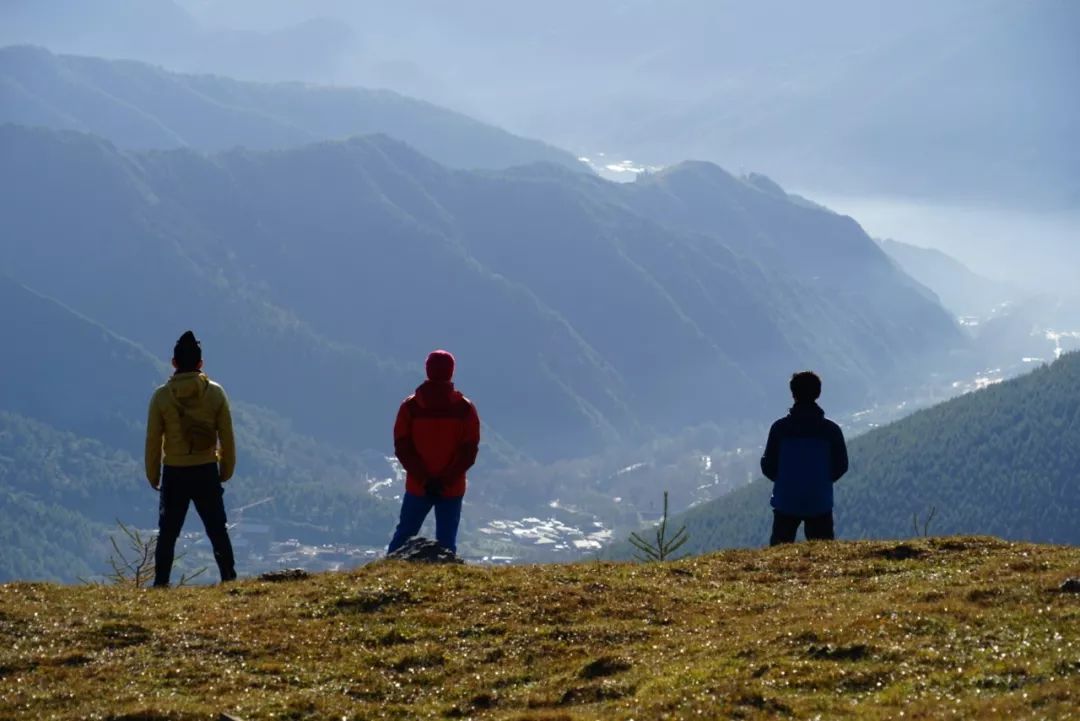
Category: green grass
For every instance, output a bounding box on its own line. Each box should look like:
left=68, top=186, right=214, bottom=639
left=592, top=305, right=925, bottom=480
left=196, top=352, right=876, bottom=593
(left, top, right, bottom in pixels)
left=1, top=537, right=1077, bottom=720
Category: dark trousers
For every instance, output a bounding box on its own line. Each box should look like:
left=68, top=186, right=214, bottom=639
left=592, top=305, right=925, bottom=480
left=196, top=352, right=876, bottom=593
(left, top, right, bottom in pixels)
left=155, top=463, right=236, bottom=586
left=770, top=510, right=835, bottom=546
left=387, top=492, right=463, bottom=554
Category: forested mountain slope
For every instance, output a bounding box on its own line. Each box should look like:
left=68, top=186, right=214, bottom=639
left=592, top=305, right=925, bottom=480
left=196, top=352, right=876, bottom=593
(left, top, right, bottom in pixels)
left=1, top=125, right=963, bottom=462
left=659, top=352, right=1080, bottom=552
left=0, top=276, right=399, bottom=581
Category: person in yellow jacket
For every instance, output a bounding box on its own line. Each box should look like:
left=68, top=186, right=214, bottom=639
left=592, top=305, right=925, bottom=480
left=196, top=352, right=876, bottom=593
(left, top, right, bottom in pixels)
left=145, top=331, right=237, bottom=586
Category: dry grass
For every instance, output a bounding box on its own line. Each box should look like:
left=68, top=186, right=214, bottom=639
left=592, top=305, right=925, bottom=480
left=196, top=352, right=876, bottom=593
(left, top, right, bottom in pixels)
left=1, top=537, right=1077, bottom=720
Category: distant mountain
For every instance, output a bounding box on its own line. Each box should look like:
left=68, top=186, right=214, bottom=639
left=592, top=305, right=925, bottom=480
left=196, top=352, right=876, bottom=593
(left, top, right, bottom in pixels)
left=162, top=0, right=1080, bottom=208
left=0, top=45, right=583, bottom=171
left=645, top=351, right=1080, bottom=553
left=7, top=2, right=1077, bottom=207
left=879, top=239, right=1018, bottom=319
left=1, top=276, right=164, bottom=448
left=0, top=124, right=964, bottom=461
left=1, top=124, right=971, bottom=578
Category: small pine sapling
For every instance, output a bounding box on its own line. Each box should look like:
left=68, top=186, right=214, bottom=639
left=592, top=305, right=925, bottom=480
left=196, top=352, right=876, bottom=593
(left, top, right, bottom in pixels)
left=629, top=491, right=689, bottom=562
left=103, top=520, right=206, bottom=587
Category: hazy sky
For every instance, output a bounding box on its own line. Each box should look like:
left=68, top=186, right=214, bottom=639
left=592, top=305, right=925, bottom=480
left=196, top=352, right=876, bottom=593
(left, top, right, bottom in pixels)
left=809, top=194, right=1080, bottom=293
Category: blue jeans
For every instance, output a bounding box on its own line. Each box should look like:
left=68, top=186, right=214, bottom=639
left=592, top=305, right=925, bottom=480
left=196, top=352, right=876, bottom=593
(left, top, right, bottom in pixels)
left=387, top=492, right=463, bottom=554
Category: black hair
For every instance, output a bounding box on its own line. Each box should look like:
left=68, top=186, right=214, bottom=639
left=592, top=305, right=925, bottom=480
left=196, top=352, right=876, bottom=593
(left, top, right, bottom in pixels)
left=790, top=371, right=822, bottom=404
left=173, top=330, right=202, bottom=372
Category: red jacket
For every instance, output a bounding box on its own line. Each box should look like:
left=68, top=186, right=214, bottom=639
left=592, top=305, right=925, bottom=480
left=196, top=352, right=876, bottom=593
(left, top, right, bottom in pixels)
left=393, top=381, right=480, bottom=498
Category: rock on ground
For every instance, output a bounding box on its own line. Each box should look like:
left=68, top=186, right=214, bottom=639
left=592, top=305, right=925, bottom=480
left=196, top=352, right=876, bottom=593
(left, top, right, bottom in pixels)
left=386, top=537, right=463, bottom=564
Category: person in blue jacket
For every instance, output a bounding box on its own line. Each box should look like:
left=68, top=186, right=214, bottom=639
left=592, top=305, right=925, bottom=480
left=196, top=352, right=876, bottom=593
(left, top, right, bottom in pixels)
left=760, top=371, right=848, bottom=545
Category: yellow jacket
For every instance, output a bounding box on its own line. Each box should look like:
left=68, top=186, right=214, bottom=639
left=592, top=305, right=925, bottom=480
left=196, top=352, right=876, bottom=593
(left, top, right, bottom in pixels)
left=145, top=372, right=236, bottom=484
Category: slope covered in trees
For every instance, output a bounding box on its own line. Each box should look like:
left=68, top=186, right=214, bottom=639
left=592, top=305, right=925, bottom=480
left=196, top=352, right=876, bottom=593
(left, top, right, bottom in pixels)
left=0, top=124, right=963, bottom=462
left=660, top=352, right=1080, bottom=552
left=0, top=277, right=399, bottom=581
left=0, top=123, right=971, bottom=579
left=0, top=45, right=583, bottom=171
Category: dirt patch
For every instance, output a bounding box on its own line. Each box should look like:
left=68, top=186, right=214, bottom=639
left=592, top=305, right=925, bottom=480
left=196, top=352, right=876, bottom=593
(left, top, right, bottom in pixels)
left=808, top=644, right=871, bottom=661
left=104, top=713, right=205, bottom=721
left=579, top=656, right=632, bottom=679
left=46, top=653, right=92, bottom=668
left=734, top=693, right=791, bottom=715
left=966, top=587, right=1004, bottom=604
left=1054, top=660, right=1080, bottom=676
left=839, top=671, right=892, bottom=692
left=84, top=622, right=152, bottom=650
left=791, top=631, right=822, bottom=644
left=0, top=661, right=27, bottom=677
left=558, top=682, right=636, bottom=706
left=871, top=544, right=927, bottom=561
left=389, top=652, right=446, bottom=672
left=375, top=629, right=414, bottom=646
left=258, top=568, right=310, bottom=583
left=334, top=588, right=412, bottom=613
left=929, top=537, right=1005, bottom=552
left=470, top=692, right=497, bottom=710
left=444, top=692, right=499, bottom=718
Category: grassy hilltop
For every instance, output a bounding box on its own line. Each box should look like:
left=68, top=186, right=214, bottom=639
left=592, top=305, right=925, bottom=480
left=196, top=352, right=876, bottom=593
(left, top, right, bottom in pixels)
left=1, top=537, right=1077, bottom=720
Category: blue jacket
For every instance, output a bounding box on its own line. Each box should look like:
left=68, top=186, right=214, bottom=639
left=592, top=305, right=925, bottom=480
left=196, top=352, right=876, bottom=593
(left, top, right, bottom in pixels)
left=761, top=403, right=848, bottom=516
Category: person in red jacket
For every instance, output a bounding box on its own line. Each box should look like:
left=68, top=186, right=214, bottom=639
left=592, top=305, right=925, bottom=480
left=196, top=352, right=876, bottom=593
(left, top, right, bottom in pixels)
left=387, top=349, right=480, bottom=554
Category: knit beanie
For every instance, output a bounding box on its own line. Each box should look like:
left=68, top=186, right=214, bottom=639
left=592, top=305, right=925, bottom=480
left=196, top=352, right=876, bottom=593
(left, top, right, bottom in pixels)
left=173, top=330, right=202, bottom=370
left=425, top=350, right=455, bottom=382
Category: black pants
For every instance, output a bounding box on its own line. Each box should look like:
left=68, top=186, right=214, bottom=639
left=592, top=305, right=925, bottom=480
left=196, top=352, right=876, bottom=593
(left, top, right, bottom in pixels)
left=770, top=510, right=835, bottom=546
left=155, top=463, right=236, bottom=586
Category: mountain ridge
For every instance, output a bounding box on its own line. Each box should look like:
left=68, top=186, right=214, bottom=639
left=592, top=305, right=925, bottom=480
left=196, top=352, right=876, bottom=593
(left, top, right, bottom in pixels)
left=2, top=123, right=963, bottom=459
left=1, top=121, right=972, bottom=578
left=0, top=44, right=586, bottom=172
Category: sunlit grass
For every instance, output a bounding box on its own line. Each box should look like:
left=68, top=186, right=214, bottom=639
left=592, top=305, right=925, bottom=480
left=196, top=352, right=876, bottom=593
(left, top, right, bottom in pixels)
left=1, top=537, right=1077, bottom=720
